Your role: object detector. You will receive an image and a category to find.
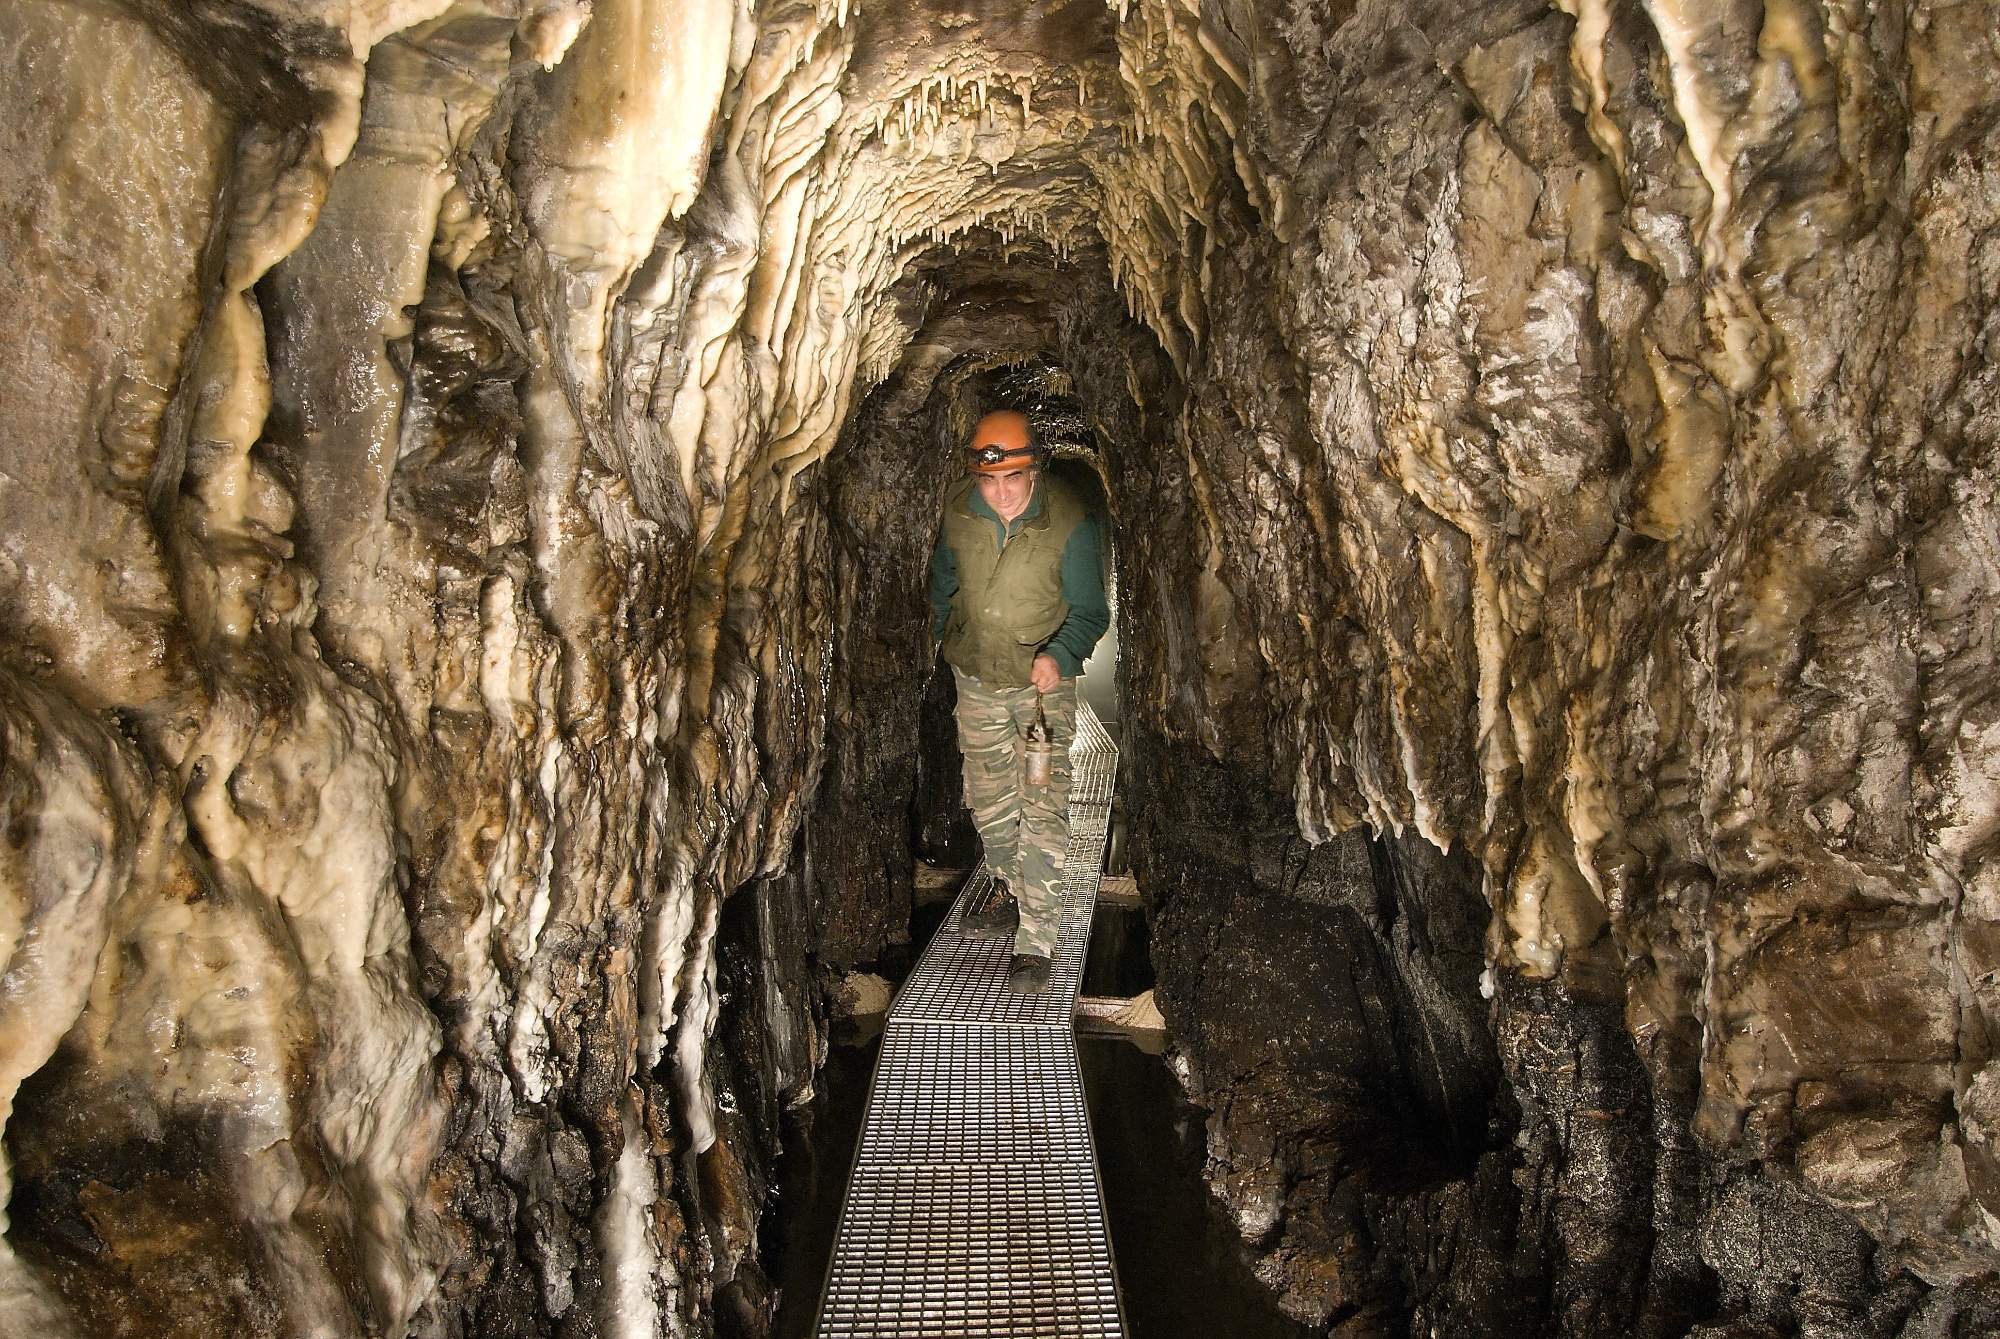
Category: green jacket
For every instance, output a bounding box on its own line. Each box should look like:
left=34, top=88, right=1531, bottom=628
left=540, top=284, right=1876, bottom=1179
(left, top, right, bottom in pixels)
left=929, top=474, right=1109, bottom=686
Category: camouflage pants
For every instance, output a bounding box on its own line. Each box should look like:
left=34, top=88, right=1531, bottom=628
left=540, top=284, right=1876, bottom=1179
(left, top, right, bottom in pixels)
left=953, top=669, right=1075, bottom=957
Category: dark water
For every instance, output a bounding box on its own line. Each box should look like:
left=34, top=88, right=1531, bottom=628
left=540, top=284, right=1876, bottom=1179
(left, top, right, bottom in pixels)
left=1080, top=1038, right=1315, bottom=1339
left=765, top=905, right=1311, bottom=1338
left=768, top=1035, right=878, bottom=1339
left=1078, top=909, right=1310, bottom=1339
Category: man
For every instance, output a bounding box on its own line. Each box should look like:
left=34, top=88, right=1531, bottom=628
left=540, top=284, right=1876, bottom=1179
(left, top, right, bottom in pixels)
left=929, top=409, right=1109, bottom=993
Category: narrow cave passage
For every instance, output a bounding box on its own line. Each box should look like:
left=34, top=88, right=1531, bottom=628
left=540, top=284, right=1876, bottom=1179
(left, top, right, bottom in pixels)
left=2, top=2, right=1998, bottom=1338
left=807, top=249, right=1168, bottom=970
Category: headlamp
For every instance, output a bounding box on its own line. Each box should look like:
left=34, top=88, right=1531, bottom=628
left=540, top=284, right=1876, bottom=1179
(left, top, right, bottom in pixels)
left=972, top=443, right=1041, bottom=466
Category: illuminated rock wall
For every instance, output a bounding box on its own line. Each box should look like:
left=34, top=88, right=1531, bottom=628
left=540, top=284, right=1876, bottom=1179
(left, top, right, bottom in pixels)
left=1108, top=1, right=2000, bottom=1329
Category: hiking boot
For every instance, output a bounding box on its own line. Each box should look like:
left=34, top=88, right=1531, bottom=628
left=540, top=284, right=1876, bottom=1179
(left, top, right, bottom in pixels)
left=962, top=877, right=1017, bottom=936
left=1008, top=952, right=1052, bottom=994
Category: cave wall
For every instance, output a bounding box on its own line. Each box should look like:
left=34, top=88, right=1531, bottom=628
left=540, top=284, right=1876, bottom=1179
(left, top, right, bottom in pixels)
left=807, top=320, right=974, bottom=969
left=0, top=1, right=1177, bottom=1333
left=0, top=1, right=853, bottom=1333
left=1109, top=0, right=2000, bottom=1332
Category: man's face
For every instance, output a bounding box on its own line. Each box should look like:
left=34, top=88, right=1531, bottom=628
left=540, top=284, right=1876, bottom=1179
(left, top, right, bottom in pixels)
left=975, top=465, right=1036, bottom=520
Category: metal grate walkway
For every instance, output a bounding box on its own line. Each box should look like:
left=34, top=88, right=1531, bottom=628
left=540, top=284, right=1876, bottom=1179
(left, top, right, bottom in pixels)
left=815, top=703, right=1126, bottom=1338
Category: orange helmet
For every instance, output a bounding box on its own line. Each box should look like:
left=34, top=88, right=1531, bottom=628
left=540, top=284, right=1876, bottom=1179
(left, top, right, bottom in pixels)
left=967, top=410, right=1039, bottom=474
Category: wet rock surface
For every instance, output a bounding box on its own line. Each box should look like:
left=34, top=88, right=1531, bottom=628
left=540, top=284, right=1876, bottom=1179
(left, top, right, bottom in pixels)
left=1108, top=0, right=2000, bottom=1331
left=0, top=0, right=1996, bottom=1336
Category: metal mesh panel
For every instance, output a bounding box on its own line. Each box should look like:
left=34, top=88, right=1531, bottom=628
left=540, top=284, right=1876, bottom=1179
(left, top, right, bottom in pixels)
left=856, top=1027, right=1093, bottom=1164
left=890, top=707, right=1117, bottom=1029
left=816, top=703, right=1124, bottom=1337
left=819, top=1165, right=1124, bottom=1339
left=888, top=908, right=1094, bottom=1028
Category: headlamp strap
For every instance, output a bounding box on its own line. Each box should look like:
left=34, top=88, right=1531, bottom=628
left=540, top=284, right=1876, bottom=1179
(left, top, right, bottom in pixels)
left=972, top=443, right=1036, bottom=466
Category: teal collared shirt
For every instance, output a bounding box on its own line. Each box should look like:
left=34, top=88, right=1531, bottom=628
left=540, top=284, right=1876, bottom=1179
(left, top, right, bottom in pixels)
left=928, top=483, right=1110, bottom=677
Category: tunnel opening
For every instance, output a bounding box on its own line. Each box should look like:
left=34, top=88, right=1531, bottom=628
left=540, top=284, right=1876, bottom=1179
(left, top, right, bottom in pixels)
left=766, top=217, right=1529, bottom=1332
left=754, top=251, right=1292, bottom=1336
left=804, top=232, right=1167, bottom=973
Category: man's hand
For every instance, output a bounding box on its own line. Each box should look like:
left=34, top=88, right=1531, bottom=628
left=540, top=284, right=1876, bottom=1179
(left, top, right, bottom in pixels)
left=1030, top=653, right=1062, bottom=693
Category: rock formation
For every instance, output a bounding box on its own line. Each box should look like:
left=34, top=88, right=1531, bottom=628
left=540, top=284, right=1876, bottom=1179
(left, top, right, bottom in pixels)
left=0, top=0, right=1996, bottom=1335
